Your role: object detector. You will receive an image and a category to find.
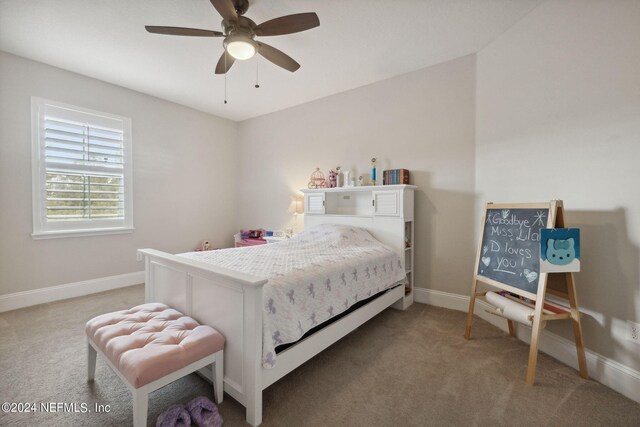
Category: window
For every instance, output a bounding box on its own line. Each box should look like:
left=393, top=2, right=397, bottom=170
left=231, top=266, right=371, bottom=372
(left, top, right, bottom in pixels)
left=31, top=98, right=133, bottom=238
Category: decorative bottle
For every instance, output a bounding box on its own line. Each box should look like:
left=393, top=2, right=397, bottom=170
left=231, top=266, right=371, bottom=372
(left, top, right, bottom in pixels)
left=371, top=158, right=377, bottom=186
left=336, top=166, right=344, bottom=187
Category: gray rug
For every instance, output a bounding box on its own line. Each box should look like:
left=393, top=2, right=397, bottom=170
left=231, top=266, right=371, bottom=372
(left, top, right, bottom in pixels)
left=0, top=285, right=638, bottom=426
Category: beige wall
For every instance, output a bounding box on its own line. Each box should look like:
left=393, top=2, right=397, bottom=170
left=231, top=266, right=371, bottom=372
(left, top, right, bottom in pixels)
left=476, top=0, right=640, bottom=371
left=238, top=55, right=477, bottom=295
left=0, top=51, right=239, bottom=295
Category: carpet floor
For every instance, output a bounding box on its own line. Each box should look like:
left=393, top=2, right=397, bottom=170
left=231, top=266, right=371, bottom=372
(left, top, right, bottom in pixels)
left=1, top=284, right=639, bottom=426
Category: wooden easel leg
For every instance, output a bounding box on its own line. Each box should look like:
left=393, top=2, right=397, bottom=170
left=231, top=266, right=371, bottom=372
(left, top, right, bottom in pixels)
left=464, top=280, right=478, bottom=340
left=525, top=284, right=549, bottom=385
left=507, top=320, right=516, bottom=337
left=554, top=203, right=588, bottom=380
left=566, top=272, right=589, bottom=379
left=526, top=312, right=544, bottom=385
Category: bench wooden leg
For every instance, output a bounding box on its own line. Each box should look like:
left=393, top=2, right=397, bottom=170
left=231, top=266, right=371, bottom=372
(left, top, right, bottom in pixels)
left=213, top=351, right=224, bottom=404
left=87, top=340, right=97, bottom=381
left=132, top=388, right=148, bottom=427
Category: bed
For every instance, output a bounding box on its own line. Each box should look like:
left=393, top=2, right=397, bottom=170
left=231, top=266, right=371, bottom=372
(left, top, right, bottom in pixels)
left=139, top=222, right=408, bottom=426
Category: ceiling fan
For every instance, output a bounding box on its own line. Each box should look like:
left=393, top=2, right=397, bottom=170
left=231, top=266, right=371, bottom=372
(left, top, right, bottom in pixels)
left=145, top=0, right=320, bottom=74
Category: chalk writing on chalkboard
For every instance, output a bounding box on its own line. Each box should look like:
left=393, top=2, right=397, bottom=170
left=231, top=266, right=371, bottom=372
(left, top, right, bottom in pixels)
left=477, top=208, right=548, bottom=294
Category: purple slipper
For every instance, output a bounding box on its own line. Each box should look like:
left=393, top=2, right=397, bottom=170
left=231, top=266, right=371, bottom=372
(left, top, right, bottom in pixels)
left=156, top=404, right=191, bottom=427
left=186, top=396, right=223, bottom=427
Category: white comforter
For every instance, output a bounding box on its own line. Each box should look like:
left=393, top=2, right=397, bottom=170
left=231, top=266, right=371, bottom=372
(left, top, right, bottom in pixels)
left=179, top=224, right=406, bottom=368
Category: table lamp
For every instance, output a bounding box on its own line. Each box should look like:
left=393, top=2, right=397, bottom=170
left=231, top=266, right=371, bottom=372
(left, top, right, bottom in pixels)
left=288, top=196, right=304, bottom=235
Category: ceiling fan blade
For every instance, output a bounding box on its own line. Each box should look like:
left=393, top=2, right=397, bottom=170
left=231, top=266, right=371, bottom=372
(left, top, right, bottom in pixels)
left=209, top=0, right=237, bottom=22
left=254, top=13, right=320, bottom=36
left=145, top=26, right=223, bottom=37
left=215, top=51, right=236, bottom=74
left=257, top=42, right=300, bottom=72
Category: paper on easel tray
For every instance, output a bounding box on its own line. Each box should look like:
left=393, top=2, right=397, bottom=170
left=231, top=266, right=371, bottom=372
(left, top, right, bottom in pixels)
left=485, top=291, right=534, bottom=325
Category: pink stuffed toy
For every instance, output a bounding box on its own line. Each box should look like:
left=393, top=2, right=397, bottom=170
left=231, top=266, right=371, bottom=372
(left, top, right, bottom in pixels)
left=328, top=169, right=337, bottom=188
left=195, top=240, right=211, bottom=251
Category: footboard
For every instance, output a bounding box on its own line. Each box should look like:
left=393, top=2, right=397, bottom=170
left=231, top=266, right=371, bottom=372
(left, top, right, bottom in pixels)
left=138, top=249, right=267, bottom=423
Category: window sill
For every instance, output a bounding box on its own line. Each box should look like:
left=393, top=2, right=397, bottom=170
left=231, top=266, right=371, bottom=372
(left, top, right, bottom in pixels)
left=31, top=227, right=135, bottom=240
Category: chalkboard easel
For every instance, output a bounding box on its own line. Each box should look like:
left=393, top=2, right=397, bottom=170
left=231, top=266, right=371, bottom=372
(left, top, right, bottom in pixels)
left=464, top=200, right=588, bottom=384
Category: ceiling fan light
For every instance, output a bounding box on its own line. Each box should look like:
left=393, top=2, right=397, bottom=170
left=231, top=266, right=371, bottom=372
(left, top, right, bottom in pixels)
left=226, top=37, right=256, bottom=60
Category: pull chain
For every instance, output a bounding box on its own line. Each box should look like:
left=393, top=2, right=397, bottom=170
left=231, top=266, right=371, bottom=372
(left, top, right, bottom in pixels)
left=224, top=52, right=228, bottom=104
left=255, top=55, right=260, bottom=88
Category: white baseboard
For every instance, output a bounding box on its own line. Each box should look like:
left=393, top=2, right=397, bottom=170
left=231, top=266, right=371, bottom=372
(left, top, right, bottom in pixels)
left=0, top=271, right=144, bottom=313
left=414, top=287, right=640, bottom=404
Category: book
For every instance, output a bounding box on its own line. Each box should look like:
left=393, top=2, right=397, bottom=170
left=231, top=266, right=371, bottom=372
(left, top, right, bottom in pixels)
left=382, top=169, right=410, bottom=185
left=400, top=169, right=409, bottom=184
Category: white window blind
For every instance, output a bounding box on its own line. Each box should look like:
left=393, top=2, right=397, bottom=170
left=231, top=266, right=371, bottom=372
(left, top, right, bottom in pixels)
left=32, top=98, right=133, bottom=238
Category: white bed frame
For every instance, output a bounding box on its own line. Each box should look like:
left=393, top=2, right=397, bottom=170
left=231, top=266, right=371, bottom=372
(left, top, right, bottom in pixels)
left=138, top=216, right=409, bottom=426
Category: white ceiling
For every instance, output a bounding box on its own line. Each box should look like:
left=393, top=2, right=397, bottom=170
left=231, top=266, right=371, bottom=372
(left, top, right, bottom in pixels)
left=0, top=0, right=543, bottom=121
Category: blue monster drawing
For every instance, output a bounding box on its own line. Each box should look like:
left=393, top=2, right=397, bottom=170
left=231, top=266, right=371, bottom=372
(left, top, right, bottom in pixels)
left=546, top=238, right=576, bottom=265
left=539, top=228, right=581, bottom=273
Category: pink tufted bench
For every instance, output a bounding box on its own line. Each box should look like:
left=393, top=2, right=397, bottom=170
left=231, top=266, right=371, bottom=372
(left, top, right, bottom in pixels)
left=86, top=303, right=224, bottom=427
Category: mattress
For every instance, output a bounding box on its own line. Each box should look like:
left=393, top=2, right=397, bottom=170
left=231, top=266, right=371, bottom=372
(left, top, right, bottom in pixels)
left=179, top=224, right=406, bottom=368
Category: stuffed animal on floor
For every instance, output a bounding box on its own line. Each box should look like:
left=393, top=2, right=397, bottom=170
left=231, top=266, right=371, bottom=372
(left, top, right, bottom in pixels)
left=195, top=241, right=211, bottom=251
